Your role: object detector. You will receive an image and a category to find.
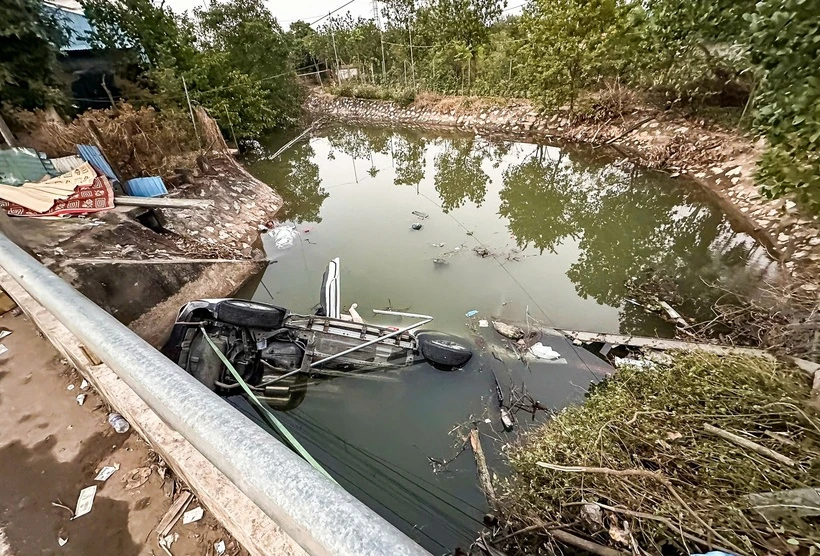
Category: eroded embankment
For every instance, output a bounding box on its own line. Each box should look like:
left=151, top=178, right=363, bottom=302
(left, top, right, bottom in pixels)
left=305, top=90, right=820, bottom=285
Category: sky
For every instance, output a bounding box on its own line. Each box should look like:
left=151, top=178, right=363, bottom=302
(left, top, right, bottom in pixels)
left=166, top=0, right=375, bottom=27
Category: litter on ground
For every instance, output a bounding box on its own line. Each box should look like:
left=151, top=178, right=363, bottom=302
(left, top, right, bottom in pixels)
left=80, top=379, right=89, bottom=390
left=182, top=506, right=204, bottom=524
left=215, top=540, right=226, bottom=555
left=0, top=344, right=7, bottom=356
left=73, top=485, right=96, bottom=519
left=58, top=536, right=68, bottom=546
left=124, top=467, right=152, bottom=490
left=76, top=394, right=86, bottom=405
left=94, top=464, right=119, bottom=482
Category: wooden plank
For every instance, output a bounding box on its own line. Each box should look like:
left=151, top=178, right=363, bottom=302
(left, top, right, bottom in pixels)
left=556, top=328, right=776, bottom=360
left=114, top=196, right=214, bottom=209
left=0, top=269, right=307, bottom=556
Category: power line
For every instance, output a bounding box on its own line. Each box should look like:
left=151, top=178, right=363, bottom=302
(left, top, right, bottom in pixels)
left=309, top=0, right=358, bottom=27
left=502, top=2, right=526, bottom=12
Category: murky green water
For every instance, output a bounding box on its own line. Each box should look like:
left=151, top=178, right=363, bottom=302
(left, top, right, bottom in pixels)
left=239, top=124, right=774, bottom=553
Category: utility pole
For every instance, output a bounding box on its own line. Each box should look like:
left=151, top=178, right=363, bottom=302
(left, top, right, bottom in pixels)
left=408, top=23, right=416, bottom=89
left=181, top=75, right=201, bottom=150
left=374, top=0, right=387, bottom=82
left=330, top=15, right=342, bottom=86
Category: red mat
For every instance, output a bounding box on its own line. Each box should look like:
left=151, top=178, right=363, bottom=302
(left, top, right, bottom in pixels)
left=0, top=174, right=115, bottom=217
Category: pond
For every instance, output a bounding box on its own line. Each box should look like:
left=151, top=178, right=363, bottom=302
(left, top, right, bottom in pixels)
left=237, top=124, right=774, bottom=553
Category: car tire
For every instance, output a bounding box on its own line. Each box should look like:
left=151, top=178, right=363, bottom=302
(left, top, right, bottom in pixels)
left=417, top=332, right=473, bottom=368
left=186, top=331, right=227, bottom=390
left=216, top=299, right=287, bottom=329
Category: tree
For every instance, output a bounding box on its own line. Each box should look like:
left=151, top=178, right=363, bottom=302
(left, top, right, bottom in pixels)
left=746, top=0, right=820, bottom=209
left=0, top=0, right=67, bottom=111
left=81, top=0, right=196, bottom=70
left=192, top=0, right=302, bottom=135
left=518, top=0, right=629, bottom=112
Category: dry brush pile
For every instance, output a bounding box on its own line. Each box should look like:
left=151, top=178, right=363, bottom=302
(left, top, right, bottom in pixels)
left=496, top=352, right=820, bottom=556
left=15, top=104, right=199, bottom=179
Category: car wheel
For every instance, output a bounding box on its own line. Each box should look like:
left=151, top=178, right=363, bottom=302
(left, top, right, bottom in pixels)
left=417, top=332, right=473, bottom=368
left=216, top=299, right=287, bottom=329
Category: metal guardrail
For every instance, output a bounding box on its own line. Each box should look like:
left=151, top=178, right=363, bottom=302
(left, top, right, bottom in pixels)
left=0, top=232, right=429, bottom=556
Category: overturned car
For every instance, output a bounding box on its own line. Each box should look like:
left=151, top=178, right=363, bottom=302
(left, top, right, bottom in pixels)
left=162, top=259, right=473, bottom=410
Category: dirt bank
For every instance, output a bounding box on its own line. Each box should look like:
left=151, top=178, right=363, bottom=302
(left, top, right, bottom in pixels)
left=0, top=307, right=246, bottom=555
left=305, top=90, right=820, bottom=283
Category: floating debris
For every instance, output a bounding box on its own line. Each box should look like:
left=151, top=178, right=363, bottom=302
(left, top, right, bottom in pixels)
left=479, top=319, right=489, bottom=328
left=529, top=342, right=561, bottom=360
left=466, top=310, right=479, bottom=317
left=412, top=210, right=429, bottom=219
left=411, top=222, right=423, bottom=230
left=492, top=321, right=524, bottom=340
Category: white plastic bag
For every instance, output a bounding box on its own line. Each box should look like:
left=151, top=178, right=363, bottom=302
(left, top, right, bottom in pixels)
left=268, top=225, right=298, bottom=250
left=529, top=342, right=561, bottom=361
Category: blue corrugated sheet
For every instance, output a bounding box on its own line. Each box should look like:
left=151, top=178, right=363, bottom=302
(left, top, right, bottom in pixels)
left=0, top=148, right=50, bottom=186
left=77, top=144, right=117, bottom=181
left=49, top=6, right=94, bottom=52
left=125, top=177, right=167, bottom=198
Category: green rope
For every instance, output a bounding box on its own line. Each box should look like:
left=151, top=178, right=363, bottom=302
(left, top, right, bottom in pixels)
left=198, top=327, right=337, bottom=484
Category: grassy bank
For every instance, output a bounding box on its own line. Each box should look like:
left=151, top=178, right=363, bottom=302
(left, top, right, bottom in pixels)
left=497, top=352, right=819, bottom=555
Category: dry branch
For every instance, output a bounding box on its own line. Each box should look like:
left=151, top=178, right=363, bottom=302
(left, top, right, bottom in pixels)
left=703, top=423, right=796, bottom=466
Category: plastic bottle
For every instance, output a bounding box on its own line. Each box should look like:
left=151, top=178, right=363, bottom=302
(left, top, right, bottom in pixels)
left=108, top=412, right=130, bottom=433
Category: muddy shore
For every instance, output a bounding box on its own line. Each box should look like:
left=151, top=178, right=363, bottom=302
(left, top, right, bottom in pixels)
left=305, top=90, right=819, bottom=284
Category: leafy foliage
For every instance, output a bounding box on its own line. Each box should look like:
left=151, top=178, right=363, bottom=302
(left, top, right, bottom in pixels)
left=746, top=0, right=820, bottom=208
left=80, top=0, right=302, bottom=139
left=0, top=0, right=68, bottom=111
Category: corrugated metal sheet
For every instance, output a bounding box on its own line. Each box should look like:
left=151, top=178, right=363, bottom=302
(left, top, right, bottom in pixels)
left=39, top=153, right=60, bottom=177
left=125, top=177, right=167, bottom=198
left=77, top=145, right=117, bottom=181
left=50, top=7, right=94, bottom=52
left=0, top=148, right=50, bottom=186
left=50, top=155, right=85, bottom=174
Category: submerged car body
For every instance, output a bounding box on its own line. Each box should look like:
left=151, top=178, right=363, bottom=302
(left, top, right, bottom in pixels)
left=162, top=260, right=473, bottom=410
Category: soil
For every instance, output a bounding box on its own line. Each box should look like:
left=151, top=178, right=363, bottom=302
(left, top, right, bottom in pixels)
left=0, top=308, right=247, bottom=556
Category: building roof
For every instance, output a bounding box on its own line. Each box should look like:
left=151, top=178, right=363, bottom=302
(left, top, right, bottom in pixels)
left=45, top=1, right=94, bottom=52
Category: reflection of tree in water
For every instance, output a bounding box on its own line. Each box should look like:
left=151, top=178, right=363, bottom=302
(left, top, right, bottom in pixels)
left=499, top=147, right=584, bottom=254
left=434, top=137, right=490, bottom=212
left=266, top=141, right=327, bottom=223
left=566, top=172, right=724, bottom=308
left=391, top=133, right=428, bottom=188
left=324, top=125, right=392, bottom=160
